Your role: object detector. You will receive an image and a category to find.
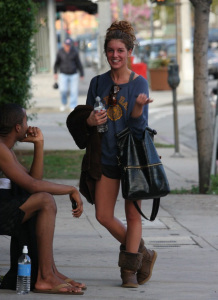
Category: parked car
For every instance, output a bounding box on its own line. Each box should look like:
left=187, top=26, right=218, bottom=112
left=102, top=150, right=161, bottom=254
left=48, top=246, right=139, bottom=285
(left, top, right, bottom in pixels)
left=209, top=28, right=218, bottom=43
left=208, top=48, right=218, bottom=79
left=134, top=38, right=176, bottom=64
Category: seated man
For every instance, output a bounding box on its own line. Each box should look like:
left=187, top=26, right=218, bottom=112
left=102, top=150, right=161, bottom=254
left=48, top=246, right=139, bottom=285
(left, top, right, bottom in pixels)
left=0, top=103, right=85, bottom=295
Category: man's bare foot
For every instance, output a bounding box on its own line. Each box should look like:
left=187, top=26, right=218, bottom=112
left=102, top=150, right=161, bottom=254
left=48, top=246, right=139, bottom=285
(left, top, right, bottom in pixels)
left=64, top=278, right=87, bottom=290
left=35, top=274, right=82, bottom=293
left=53, top=267, right=87, bottom=290
left=33, top=283, right=83, bottom=295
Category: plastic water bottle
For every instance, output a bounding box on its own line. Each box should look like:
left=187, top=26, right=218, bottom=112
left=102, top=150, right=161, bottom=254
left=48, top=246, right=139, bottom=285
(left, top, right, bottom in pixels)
left=94, top=96, right=108, bottom=133
left=16, top=245, right=31, bottom=294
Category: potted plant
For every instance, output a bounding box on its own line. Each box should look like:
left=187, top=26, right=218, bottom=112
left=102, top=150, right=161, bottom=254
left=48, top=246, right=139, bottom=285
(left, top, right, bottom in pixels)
left=148, top=57, right=171, bottom=91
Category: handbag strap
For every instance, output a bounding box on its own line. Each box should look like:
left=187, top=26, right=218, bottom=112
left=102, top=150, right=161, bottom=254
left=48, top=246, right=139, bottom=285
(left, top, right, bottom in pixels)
left=133, top=199, right=160, bottom=221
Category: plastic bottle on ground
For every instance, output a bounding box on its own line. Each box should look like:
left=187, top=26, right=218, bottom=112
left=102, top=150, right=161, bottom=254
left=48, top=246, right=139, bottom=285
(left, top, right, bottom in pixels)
left=16, top=245, right=31, bottom=294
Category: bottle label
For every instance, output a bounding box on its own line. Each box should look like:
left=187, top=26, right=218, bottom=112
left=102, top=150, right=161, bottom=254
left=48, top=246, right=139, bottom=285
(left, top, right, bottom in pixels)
left=18, top=264, right=31, bottom=276
left=94, top=107, right=105, bottom=113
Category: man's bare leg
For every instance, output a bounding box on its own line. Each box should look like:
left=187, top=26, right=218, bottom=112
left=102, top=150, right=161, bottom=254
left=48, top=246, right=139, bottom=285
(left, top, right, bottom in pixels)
left=20, top=192, right=82, bottom=293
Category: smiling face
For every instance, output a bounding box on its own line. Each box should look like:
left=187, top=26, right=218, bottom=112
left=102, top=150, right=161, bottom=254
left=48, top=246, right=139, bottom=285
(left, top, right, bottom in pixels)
left=106, top=39, right=132, bottom=70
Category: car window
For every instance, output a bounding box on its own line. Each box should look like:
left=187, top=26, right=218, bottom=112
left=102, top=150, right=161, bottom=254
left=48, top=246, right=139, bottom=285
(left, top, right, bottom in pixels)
left=133, top=39, right=177, bottom=63
left=167, top=44, right=176, bottom=57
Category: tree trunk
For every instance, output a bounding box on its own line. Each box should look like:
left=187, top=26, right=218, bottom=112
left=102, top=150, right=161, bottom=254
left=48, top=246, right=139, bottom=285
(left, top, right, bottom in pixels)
left=189, top=0, right=213, bottom=193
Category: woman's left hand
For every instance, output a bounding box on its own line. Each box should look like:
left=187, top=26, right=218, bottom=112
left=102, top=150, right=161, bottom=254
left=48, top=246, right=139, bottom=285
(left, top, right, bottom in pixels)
left=135, top=94, right=153, bottom=106
left=131, top=94, right=153, bottom=118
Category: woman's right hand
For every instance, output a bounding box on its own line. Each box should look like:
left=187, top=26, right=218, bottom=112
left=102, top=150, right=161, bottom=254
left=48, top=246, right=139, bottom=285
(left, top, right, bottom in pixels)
left=86, top=110, right=107, bottom=127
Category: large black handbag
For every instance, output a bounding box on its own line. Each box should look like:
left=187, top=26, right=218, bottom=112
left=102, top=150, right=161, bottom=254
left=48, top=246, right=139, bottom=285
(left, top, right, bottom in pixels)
left=116, top=126, right=170, bottom=221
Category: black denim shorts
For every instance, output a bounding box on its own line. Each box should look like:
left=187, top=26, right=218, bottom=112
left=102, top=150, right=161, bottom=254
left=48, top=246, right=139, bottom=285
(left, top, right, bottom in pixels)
left=0, top=183, right=30, bottom=236
left=102, top=164, right=121, bottom=180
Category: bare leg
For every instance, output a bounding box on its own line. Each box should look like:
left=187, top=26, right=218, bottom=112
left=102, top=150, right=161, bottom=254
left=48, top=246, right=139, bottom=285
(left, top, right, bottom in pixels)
left=125, top=200, right=142, bottom=253
left=95, top=175, right=142, bottom=253
left=95, top=175, right=126, bottom=244
left=20, top=192, right=81, bottom=293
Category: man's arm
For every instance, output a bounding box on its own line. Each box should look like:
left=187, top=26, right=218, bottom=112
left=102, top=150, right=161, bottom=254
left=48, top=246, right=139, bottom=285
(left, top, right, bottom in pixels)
left=0, top=142, right=82, bottom=209
left=22, top=126, right=44, bottom=179
left=74, top=52, right=84, bottom=77
left=11, top=126, right=44, bottom=180
left=54, top=51, right=61, bottom=81
left=10, top=127, right=44, bottom=179
left=0, top=143, right=83, bottom=217
left=54, top=51, right=60, bottom=74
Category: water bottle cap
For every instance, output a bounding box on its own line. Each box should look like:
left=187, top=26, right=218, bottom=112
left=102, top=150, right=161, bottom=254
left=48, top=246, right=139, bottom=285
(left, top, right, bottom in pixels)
left=23, top=245, right=28, bottom=254
left=95, top=96, right=100, bottom=102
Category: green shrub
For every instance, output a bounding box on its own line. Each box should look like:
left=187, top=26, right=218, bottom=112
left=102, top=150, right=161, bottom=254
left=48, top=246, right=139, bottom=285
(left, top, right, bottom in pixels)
left=170, top=175, right=218, bottom=195
left=0, top=0, right=38, bottom=108
left=208, top=175, right=218, bottom=195
left=148, top=57, right=170, bottom=69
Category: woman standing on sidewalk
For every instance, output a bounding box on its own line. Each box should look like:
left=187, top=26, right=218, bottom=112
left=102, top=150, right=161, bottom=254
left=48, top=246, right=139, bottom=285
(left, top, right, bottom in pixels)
left=67, top=20, right=157, bottom=288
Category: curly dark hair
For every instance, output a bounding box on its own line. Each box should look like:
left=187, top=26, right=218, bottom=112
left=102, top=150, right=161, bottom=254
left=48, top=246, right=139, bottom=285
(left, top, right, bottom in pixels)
left=0, top=103, right=25, bottom=137
left=104, top=20, right=137, bottom=52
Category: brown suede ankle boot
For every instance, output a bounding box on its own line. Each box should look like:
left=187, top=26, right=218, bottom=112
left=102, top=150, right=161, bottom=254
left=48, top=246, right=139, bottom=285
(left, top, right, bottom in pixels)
left=137, top=239, right=157, bottom=285
left=118, top=251, right=142, bottom=288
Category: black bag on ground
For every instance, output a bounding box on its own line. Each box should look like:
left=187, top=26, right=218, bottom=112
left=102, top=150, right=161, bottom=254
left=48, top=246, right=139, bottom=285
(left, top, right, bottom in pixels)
left=116, top=126, right=170, bottom=221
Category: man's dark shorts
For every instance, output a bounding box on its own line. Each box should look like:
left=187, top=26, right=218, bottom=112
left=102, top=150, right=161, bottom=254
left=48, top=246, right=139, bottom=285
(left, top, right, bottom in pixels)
left=0, top=182, right=30, bottom=237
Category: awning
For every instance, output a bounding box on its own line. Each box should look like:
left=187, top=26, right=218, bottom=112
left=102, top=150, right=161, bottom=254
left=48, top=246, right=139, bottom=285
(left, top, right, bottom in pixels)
left=56, top=0, right=98, bottom=15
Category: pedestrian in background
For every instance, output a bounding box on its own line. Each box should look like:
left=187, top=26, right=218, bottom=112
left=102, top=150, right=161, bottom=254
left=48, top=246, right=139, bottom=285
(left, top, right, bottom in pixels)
left=54, top=38, right=84, bottom=112
left=67, top=20, right=156, bottom=288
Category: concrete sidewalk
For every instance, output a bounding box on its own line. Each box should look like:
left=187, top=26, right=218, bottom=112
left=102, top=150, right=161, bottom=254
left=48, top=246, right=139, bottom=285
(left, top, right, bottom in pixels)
left=0, top=72, right=218, bottom=299
left=1, top=188, right=217, bottom=300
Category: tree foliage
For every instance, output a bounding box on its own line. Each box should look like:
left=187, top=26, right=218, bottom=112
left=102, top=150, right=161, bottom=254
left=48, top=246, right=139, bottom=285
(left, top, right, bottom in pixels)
left=123, top=0, right=175, bottom=32
left=123, top=0, right=147, bottom=6
left=211, top=0, right=218, bottom=12
left=0, top=0, right=38, bottom=108
left=152, top=0, right=175, bottom=23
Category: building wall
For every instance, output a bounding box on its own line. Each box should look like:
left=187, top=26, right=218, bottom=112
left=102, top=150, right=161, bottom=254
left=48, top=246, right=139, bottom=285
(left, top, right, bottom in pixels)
left=34, top=1, right=50, bottom=73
